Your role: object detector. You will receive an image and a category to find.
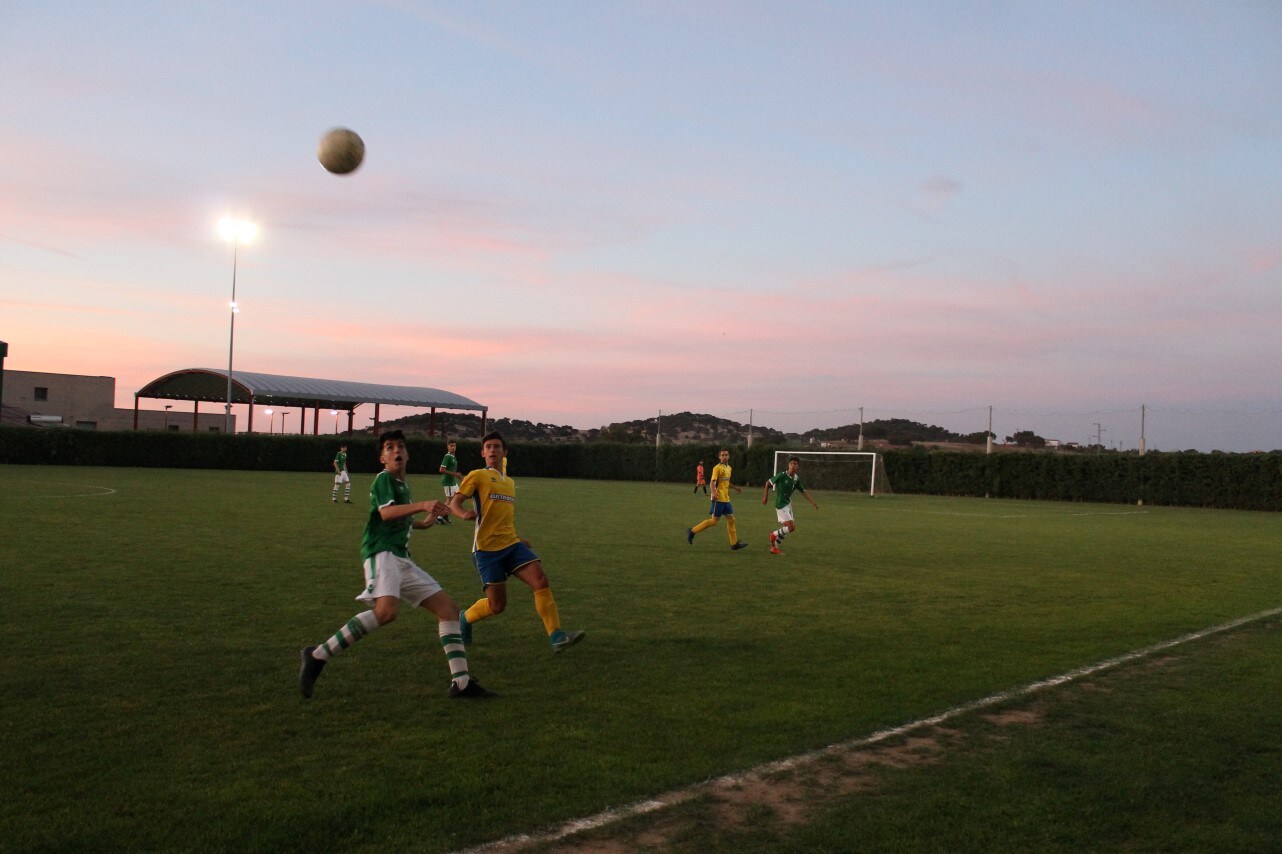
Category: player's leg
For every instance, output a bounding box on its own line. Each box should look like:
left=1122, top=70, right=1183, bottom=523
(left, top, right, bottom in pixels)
left=459, top=548, right=512, bottom=644
left=300, top=602, right=389, bottom=699
left=513, top=560, right=584, bottom=653
left=770, top=506, right=796, bottom=549
left=416, top=585, right=495, bottom=698
left=691, top=502, right=721, bottom=536
left=301, top=555, right=404, bottom=698
left=331, top=474, right=340, bottom=502
left=726, top=513, right=746, bottom=549
left=437, top=485, right=456, bottom=524
left=343, top=472, right=351, bottom=503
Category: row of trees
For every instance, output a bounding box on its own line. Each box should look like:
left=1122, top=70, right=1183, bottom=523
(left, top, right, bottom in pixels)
left=6, top=425, right=1281, bottom=510
left=372, top=410, right=1065, bottom=449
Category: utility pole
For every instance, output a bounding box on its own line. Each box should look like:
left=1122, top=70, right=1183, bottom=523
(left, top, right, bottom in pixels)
left=986, top=405, right=993, bottom=455
left=1094, top=422, right=1105, bottom=453
left=857, top=406, right=864, bottom=451
left=1139, top=404, right=1146, bottom=455
left=655, top=410, right=662, bottom=482
left=747, top=408, right=753, bottom=448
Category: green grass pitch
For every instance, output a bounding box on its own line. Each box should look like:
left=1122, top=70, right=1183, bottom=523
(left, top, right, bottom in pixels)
left=2, top=464, right=1280, bottom=851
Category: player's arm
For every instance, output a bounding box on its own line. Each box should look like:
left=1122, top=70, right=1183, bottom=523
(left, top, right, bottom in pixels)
left=448, top=476, right=478, bottom=520
left=762, top=479, right=773, bottom=504
left=380, top=500, right=448, bottom=523
left=803, top=489, right=819, bottom=510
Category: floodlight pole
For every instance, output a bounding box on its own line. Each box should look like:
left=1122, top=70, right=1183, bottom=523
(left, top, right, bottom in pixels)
left=225, top=238, right=240, bottom=434
left=219, top=217, right=257, bottom=435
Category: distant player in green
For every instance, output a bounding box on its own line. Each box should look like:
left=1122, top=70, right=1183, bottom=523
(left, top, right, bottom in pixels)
left=450, top=431, right=585, bottom=653
left=300, top=430, right=495, bottom=700
left=435, top=440, right=461, bottom=525
left=331, top=443, right=351, bottom=503
left=763, top=456, right=819, bottom=555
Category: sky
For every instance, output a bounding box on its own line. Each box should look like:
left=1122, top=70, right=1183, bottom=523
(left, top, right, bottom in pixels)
left=2, top=1, right=1281, bottom=452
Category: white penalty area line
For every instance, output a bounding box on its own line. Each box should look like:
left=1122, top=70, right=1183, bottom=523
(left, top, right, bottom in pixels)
left=16, top=480, right=117, bottom=498
left=873, top=507, right=1148, bottom=519
left=458, top=605, right=1282, bottom=854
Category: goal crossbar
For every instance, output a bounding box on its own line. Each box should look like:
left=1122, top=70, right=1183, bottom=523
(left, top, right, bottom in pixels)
left=772, top=450, right=893, bottom=497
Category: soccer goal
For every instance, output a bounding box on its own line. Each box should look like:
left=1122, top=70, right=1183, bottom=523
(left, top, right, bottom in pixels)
left=771, top=450, right=893, bottom=497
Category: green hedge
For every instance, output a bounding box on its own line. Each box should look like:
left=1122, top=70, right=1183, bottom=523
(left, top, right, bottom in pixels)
left=3, top=426, right=1281, bottom=510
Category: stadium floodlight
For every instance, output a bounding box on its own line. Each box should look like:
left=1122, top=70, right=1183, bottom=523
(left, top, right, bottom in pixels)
left=771, top=450, right=893, bottom=497
left=219, top=216, right=258, bottom=434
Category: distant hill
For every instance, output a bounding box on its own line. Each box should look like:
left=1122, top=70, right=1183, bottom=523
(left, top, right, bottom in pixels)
left=364, top=410, right=985, bottom=447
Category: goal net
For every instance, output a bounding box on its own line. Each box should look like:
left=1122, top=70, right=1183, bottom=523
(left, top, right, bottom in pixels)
left=771, top=450, right=893, bottom=497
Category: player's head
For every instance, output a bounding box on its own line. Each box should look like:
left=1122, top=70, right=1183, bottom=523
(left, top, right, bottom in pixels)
left=378, top=430, right=409, bottom=471
left=447, top=439, right=457, bottom=453
left=481, top=431, right=506, bottom=467
left=718, top=449, right=730, bottom=463
left=339, top=443, right=347, bottom=451
left=787, top=456, right=800, bottom=474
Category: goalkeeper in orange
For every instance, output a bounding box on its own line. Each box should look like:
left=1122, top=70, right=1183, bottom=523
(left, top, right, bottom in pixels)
left=685, top=448, right=748, bottom=550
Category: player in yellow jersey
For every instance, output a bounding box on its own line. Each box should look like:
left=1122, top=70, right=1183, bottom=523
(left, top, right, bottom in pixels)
left=450, top=431, right=585, bottom=653
left=686, top=448, right=748, bottom=550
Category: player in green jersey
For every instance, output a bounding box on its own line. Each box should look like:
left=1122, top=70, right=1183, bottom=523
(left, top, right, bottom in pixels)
left=300, top=430, right=495, bottom=699
left=762, top=456, right=819, bottom=555
left=435, top=440, right=461, bottom=525
left=331, top=443, right=351, bottom=503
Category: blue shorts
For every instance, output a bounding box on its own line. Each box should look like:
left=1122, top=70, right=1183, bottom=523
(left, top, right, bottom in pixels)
left=473, top=540, right=540, bottom=587
left=709, top=500, right=735, bottom=518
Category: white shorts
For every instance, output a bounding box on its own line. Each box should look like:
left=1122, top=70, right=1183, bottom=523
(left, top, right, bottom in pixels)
left=357, top=552, right=443, bottom=607
left=775, top=504, right=795, bottom=524
left=334, top=471, right=350, bottom=484
left=443, top=485, right=458, bottom=499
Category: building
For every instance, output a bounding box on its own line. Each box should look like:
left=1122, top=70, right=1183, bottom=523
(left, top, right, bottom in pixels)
left=1, top=369, right=232, bottom=432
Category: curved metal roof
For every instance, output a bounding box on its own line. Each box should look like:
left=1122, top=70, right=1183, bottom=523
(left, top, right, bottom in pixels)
left=136, top=368, right=486, bottom=412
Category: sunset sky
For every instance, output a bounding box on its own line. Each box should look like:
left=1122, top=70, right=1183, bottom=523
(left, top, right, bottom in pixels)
left=3, top=2, right=1280, bottom=451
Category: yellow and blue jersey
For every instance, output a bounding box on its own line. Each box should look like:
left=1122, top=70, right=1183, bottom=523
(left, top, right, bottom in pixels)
left=457, top=466, right=520, bottom=553
left=710, top=463, right=733, bottom=502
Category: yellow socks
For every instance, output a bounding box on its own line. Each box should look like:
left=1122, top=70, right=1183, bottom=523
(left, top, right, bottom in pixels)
left=691, top=517, right=717, bottom=534
left=533, top=587, right=562, bottom=635
left=727, top=516, right=739, bottom=545
left=463, top=599, right=494, bottom=626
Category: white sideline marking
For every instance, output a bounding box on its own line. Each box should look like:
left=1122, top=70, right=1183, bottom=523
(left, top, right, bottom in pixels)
left=458, top=606, right=1282, bottom=854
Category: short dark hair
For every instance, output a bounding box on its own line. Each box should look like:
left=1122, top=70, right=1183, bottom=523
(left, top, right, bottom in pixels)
left=481, top=430, right=506, bottom=450
left=788, top=456, right=800, bottom=464
left=379, top=429, right=407, bottom=451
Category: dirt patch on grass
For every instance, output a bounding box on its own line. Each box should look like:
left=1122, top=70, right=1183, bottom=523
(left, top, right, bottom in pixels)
left=490, top=726, right=1013, bottom=853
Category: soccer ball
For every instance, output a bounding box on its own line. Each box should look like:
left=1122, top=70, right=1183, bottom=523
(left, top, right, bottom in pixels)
left=317, top=127, right=365, bottom=175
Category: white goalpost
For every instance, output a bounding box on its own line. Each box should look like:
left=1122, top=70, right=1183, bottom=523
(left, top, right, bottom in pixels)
left=771, top=450, right=893, bottom=497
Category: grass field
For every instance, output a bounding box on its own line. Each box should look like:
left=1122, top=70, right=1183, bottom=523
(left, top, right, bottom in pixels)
left=2, top=463, right=1281, bottom=852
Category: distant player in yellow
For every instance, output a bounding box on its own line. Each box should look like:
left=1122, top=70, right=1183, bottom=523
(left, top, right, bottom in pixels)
left=686, top=448, right=747, bottom=550
left=451, top=431, right=585, bottom=653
